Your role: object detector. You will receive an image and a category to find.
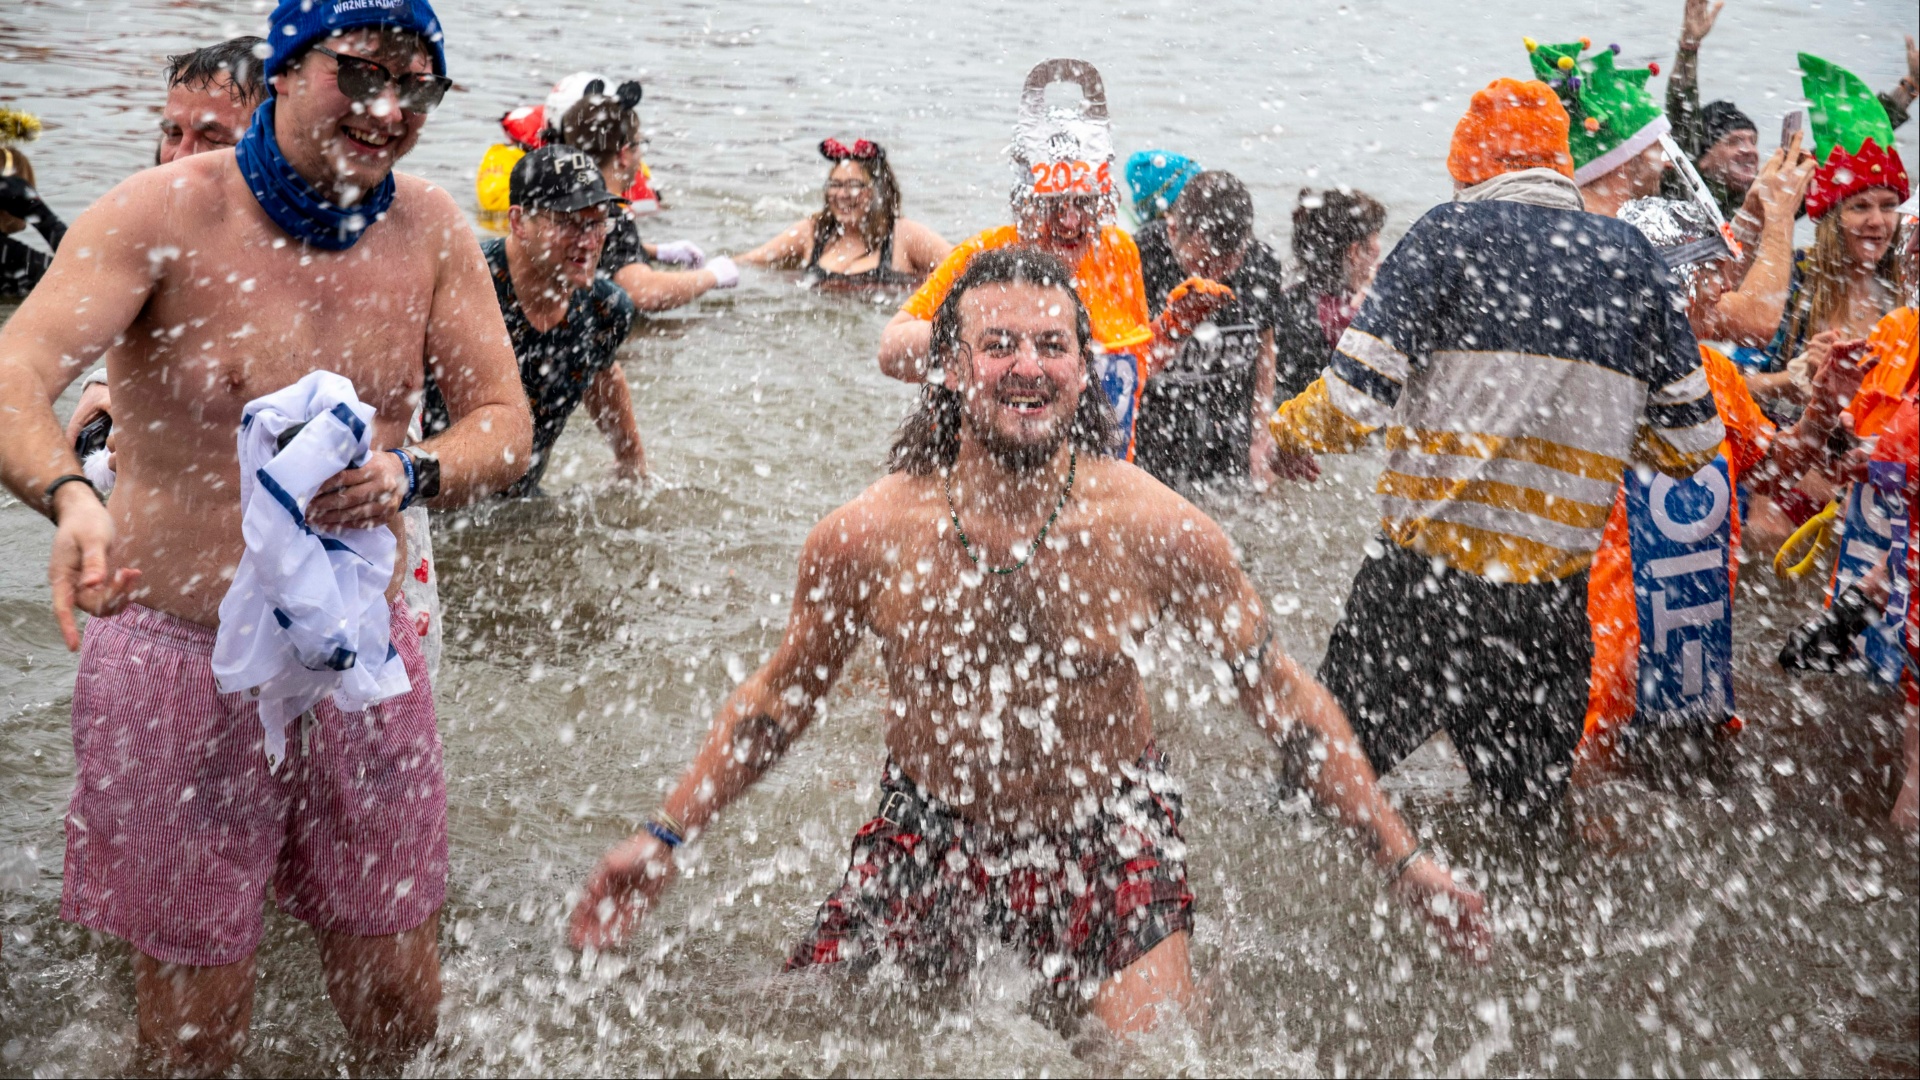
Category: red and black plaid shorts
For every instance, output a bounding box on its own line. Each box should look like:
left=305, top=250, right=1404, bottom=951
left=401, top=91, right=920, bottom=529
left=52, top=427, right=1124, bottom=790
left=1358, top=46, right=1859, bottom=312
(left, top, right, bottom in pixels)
left=784, top=745, right=1193, bottom=991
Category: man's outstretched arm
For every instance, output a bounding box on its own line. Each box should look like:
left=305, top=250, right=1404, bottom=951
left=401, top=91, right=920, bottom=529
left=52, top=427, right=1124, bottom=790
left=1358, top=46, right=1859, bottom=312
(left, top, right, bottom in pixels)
left=1164, top=511, right=1492, bottom=960
left=570, top=508, right=871, bottom=949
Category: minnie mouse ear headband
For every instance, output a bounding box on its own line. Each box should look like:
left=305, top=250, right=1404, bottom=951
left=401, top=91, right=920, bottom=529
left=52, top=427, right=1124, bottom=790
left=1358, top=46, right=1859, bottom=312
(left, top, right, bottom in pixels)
left=582, top=78, right=644, bottom=110
left=821, top=137, right=882, bottom=162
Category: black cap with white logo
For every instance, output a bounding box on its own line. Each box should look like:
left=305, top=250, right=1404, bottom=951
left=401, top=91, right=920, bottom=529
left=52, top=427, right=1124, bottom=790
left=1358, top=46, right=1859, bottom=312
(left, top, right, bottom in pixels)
left=509, top=146, right=621, bottom=213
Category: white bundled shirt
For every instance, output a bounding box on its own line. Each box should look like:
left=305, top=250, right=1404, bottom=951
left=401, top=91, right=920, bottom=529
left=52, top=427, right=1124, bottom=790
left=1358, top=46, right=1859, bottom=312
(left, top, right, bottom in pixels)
left=212, top=371, right=411, bottom=771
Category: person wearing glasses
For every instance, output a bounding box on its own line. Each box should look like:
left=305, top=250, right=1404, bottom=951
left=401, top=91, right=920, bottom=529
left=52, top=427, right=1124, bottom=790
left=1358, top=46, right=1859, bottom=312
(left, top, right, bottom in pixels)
left=736, top=137, right=950, bottom=291
left=559, top=91, right=737, bottom=312
left=422, top=146, right=646, bottom=494
left=0, top=0, right=533, bottom=1070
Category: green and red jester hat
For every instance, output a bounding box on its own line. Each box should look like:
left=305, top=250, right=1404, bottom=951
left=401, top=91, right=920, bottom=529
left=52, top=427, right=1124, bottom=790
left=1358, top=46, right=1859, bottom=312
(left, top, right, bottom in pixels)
left=1799, top=52, right=1910, bottom=220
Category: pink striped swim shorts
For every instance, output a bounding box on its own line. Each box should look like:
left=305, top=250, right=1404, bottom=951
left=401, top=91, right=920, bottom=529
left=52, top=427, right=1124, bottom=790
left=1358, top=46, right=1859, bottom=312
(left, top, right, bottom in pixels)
left=60, top=600, right=446, bottom=967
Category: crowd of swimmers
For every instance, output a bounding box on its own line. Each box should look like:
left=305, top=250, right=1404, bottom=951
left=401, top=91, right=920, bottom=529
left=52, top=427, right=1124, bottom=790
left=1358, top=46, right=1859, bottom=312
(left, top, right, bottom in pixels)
left=0, top=0, right=1914, bottom=1069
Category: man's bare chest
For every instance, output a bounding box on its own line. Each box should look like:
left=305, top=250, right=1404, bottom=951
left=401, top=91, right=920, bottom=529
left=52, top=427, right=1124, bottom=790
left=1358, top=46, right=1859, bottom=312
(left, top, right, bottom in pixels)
left=124, top=238, right=437, bottom=422
left=865, top=532, right=1155, bottom=694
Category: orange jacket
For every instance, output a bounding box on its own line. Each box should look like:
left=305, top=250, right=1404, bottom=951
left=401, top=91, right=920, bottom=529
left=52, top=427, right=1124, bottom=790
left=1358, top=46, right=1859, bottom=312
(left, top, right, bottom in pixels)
left=900, top=225, right=1154, bottom=353
left=1580, top=347, right=1774, bottom=768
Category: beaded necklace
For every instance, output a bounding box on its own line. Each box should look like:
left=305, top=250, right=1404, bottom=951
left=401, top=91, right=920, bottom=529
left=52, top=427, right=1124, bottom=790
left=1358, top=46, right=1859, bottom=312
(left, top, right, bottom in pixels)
left=942, top=447, right=1078, bottom=575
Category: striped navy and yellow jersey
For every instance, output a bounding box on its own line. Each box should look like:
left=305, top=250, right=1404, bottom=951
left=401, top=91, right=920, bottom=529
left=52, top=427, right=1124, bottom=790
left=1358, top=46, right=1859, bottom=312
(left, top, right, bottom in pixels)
left=1270, top=198, right=1725, bottom=583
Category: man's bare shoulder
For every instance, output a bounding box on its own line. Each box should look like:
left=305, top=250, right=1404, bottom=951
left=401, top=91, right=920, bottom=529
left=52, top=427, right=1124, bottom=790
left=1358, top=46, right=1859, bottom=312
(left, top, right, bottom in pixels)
left=805, top=471, right=941, bottom=562
left=390, top=171, right=468, bottom=232
left=72, top=152, right=238, bottom=239
left=1074, top=457, right=1239, bottom=556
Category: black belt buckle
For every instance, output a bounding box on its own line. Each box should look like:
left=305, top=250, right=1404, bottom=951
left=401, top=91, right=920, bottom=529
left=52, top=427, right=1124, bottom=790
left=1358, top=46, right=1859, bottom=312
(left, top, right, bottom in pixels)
left=877, top=788, right=924, bottom=834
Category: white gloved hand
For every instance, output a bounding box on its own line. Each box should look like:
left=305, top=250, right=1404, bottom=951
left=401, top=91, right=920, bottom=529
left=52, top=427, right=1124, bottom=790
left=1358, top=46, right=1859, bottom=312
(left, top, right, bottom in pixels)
left=706, top=256, right=739, bottom=289
left=652, top=239, right=707, bottom=268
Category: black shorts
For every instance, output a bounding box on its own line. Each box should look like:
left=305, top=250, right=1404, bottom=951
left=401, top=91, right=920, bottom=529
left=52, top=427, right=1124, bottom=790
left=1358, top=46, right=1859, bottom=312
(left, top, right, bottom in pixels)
left=1317, top=539, right=1592, bottom=819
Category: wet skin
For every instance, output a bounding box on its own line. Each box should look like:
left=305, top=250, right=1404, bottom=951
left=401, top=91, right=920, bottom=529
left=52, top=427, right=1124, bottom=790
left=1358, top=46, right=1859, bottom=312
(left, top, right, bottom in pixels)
left=158, top=74, right=258, bottom=165
left=575, top=281, right=1491, bottom=1032
left=0, top=31, right=530, bottom=1074
left=0, top=33, right=531, bottom=634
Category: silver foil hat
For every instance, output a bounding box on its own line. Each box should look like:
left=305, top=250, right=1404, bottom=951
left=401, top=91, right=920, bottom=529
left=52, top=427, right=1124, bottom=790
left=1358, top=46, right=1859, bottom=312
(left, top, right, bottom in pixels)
left=1620, top=196, right=1732, bottom=292
left=1009, top=58, right=1115, bottom=204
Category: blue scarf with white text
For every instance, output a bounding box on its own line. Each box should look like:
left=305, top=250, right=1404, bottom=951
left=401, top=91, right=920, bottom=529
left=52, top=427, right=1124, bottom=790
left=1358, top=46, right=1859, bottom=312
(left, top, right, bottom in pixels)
left=235, top=102, right=394, bottom=251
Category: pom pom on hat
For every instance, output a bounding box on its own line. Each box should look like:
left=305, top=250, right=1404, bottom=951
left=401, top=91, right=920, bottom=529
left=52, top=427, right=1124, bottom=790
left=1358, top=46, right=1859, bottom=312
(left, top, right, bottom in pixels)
left=1557, top=56, right=1575, bottom=71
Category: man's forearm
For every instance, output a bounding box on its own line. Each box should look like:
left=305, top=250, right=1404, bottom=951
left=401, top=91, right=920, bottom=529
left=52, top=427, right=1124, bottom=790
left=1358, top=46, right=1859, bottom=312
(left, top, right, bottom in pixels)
left=878, top=316, right=932, bottom=382
left=419, top=401, right=533, bottom=507
left=615, top=264, right=713, bottom=313
left=1258, top=651, right=1419, bottom=868
left=0, top=360, right=88, bottom=517
left=1667, top=43, right=1705, bottom=155
left=658, top=688, right=808, bottom=841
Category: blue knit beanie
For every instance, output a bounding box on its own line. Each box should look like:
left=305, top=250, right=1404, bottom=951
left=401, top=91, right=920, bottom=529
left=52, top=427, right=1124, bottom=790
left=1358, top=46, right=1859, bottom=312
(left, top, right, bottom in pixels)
left=1125, top=150, right=1202, bottom=222
left=265, top=0, right=447, bottom=81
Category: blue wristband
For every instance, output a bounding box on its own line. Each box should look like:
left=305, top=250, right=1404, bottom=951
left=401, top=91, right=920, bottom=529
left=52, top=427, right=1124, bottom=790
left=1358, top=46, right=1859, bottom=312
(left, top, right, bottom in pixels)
left=645, top=820, right=684, bottom=849
left=388, top=448, right=417, bottom=511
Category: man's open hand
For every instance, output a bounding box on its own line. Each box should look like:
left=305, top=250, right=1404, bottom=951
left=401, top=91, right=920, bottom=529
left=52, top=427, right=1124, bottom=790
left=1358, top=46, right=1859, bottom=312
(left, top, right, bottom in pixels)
left=48, top=488, right=140, bottom=651
left=570, top=833, right=678, bottom=951
left=1393, top=857, right=1494, bottom=964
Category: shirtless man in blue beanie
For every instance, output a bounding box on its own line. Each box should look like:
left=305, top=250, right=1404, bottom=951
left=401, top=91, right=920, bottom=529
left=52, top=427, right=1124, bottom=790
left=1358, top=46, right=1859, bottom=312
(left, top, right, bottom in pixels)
left=0, top=0, right=531, bottom=1070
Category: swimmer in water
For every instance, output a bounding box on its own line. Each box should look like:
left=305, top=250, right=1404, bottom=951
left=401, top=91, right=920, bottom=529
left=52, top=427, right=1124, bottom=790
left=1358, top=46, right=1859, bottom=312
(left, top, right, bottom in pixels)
left=559, top=90, right=739, bottom=311
left=421, top=146, right=647, bottom=494
left=0, top=0, right=531, bottom=1070
left=734, top=138, right=951, bottom=290
left=573, top=248, right=1490, bottom=1037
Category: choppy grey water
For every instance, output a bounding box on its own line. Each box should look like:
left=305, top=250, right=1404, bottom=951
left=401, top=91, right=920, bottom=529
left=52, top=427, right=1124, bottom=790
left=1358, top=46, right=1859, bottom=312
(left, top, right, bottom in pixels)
left=3, top=0, right=1918, bottom=1075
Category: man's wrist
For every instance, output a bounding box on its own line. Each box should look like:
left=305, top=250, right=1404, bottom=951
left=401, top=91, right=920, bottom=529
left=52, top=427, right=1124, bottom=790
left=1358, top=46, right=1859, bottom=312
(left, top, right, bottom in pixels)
left=46, top=474, right=103, bottom=523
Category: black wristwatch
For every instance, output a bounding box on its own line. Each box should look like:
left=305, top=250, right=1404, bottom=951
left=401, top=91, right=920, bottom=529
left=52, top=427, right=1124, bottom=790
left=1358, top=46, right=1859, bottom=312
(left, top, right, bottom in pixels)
left=404, top=447, right=442, bottom=500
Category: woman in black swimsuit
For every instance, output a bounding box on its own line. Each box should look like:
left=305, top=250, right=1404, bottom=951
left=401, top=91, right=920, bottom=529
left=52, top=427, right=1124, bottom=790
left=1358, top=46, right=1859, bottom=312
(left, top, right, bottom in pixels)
left=737, top=138, right=950, bottom=290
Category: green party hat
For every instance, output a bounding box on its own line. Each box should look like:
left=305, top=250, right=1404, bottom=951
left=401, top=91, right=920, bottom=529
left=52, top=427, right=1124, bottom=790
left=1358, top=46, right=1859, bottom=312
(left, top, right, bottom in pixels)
left=1797, top=52, right=1908, bottom=218
left=1525, top=37, right=1670, bottom=184
left=1797, top=53, right=1894, bottom=161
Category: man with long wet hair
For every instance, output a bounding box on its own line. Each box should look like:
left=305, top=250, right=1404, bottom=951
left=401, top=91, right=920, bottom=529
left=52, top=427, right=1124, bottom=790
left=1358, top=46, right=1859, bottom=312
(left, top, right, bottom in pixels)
left=573, top=247, right=1490, bottom=1037
left=0, top=0, right=530, bottom=1070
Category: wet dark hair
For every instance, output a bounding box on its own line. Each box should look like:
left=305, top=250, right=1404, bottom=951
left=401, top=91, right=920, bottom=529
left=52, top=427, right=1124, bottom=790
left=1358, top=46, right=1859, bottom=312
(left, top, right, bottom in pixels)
left=888, top=247, right=1117, bottom=475
left=1291, top=187, right=1386, bottom=294
left=812, top=150, right=901, bottom=261
left=1170, top=170, right=1255, bottom=256
left=165, top=36, right=267, bottom=104
left=560, top=95, right=641, bottom=169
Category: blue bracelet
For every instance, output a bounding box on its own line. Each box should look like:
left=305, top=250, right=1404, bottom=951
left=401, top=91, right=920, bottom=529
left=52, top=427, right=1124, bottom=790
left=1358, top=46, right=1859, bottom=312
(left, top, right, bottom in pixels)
left=388, top=449, right=417, bottom=511
left=645, top=820, right=684, bottom=849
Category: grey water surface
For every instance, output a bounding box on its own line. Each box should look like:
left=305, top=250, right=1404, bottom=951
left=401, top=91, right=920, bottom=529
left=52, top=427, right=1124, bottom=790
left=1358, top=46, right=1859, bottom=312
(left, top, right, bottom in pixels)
left=2, top=0, right=1917, bottom=1074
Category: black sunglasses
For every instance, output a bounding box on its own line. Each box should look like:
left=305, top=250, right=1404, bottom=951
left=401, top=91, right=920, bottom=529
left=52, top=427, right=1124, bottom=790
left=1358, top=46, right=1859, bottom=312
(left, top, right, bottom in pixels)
left=312, top=46, right=451, bottom=113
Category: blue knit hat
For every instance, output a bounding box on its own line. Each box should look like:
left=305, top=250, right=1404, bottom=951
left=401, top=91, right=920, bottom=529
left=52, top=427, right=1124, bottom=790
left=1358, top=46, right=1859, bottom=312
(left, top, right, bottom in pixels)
left=265, top=0, right=447, bottom=81
left=1125, top=150, right=1202, bottom=222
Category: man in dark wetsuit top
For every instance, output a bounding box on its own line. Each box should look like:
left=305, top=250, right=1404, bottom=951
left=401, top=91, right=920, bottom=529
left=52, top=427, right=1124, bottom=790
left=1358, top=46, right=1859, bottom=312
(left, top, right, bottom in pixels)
left=572, top=247, right=1491, bottom=1038
left=424, top=146, right=646, bottom=494
left=1134, top=171, right=1287, bottom=486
